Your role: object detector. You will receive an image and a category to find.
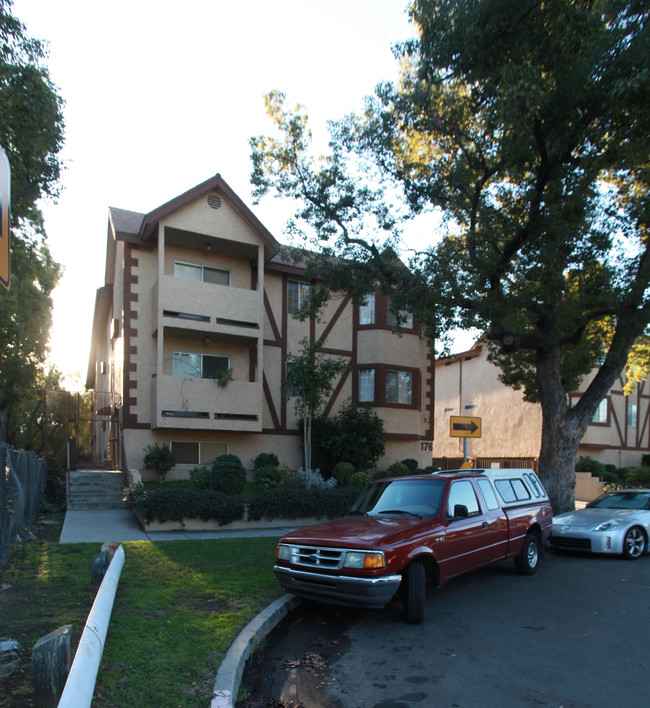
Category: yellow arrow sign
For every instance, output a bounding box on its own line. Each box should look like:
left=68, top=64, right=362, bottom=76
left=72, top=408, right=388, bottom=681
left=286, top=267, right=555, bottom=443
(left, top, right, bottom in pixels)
left=450, top=415, right=482, bottom=438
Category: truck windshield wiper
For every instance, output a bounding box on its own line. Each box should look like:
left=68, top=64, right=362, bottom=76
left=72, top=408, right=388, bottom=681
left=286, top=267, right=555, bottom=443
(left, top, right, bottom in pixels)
left=378, top=509, right=422, bottom=518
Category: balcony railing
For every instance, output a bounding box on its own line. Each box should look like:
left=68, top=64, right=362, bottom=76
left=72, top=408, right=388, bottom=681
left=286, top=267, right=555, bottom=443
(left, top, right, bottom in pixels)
left=151, top=375, right=262, bottom=432
left=153, top=275, right=263, bottom=335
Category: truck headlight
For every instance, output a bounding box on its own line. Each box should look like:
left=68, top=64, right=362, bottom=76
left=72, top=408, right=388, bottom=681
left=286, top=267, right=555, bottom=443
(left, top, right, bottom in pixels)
left=276, top=544, right=293, bottom=561
left=343, top=551, right=385, bottom=569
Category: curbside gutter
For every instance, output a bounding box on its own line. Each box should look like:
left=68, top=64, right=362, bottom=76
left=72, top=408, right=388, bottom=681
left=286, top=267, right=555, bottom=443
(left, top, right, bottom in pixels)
left=58, top=544, right=125, bottom=708
left=211, top=594, right=302, bottom=708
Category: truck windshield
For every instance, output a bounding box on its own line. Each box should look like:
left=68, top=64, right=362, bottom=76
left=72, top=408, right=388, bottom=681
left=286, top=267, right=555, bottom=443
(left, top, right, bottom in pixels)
left=349, top=478, right=445, bottom=518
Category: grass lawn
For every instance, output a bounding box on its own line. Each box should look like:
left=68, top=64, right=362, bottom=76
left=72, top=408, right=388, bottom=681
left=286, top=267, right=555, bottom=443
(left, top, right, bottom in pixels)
left=0, top=516, right=284, bottom=708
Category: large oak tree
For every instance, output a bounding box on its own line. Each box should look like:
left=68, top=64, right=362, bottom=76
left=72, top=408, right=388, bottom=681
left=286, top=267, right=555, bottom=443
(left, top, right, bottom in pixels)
left=250, top=0, right=649, bottom=512
left=0, top=0, right=65, bottom=442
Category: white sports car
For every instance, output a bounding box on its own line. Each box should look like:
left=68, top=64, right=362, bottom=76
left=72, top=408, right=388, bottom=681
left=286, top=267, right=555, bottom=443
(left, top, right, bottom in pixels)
left=550, top=489, right=650, bottom=559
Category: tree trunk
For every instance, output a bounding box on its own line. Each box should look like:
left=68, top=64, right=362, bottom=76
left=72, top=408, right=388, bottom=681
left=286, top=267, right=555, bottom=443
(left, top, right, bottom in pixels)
left=535, top=345, right=628, bottom=514
left=304, top=413, right=312, bottom=489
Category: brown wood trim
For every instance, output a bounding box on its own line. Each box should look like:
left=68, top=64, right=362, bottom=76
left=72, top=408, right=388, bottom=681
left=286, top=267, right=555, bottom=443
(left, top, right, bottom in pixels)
left=320, top=296, right=350, bottom=343
left=264, top=289, right=282, bottom=343
left=262, top=373, right=280, bottom=430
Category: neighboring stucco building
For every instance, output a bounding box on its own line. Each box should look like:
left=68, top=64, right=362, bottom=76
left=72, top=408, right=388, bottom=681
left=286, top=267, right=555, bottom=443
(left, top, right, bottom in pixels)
left=86, top=174, right=434, bottom=479
left=433, top=341, right=650, bottom=473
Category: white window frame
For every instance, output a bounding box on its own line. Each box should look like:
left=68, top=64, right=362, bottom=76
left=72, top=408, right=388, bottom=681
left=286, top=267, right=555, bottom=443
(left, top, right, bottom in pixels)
left=174, top=260, right=230, bottom=286
left=173, top=352, right=230, bottom=379
left=288, top=281, right=311, bottom=314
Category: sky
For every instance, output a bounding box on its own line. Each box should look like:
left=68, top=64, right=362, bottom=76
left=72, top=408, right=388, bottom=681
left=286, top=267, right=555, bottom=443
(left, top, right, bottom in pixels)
left=12, top=0, right=471, bottom=386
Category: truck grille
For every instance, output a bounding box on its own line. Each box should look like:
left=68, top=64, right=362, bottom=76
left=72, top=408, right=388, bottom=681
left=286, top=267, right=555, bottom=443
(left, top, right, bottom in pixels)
left=286, top=545, right=346, bottom=570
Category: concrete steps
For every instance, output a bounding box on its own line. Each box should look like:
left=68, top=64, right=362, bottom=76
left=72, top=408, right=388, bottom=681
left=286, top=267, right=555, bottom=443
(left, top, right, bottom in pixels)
left=67, top=471, right=126, bottom=510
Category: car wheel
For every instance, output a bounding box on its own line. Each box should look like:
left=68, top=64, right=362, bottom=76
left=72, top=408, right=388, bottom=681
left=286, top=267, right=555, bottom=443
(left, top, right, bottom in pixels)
left=515, top=534, right=540, bottom=575
left=622, top=526, right=646, bottom=559
left=403, top=561, right=426, bottom=624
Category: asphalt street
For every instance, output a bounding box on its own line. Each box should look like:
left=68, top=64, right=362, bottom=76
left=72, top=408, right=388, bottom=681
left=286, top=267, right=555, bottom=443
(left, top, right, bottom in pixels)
left=238, top=550, right=650, bottom=708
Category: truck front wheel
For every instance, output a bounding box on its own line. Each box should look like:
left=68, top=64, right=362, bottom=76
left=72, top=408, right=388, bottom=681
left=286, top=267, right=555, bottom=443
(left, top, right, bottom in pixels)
left=515, top=533, right=540, bottom=575
left=403, top=561, right=426, bottom=624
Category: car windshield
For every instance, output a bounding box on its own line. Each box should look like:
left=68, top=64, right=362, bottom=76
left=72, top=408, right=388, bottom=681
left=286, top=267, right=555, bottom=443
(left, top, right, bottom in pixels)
left=587, top=491, right=650, bottom=510
left=349, top=478, right=445, bottom=518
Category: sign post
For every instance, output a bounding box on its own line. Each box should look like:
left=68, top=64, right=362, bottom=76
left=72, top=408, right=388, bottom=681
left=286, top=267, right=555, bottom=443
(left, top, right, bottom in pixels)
left=449, top=415, right=482, bottom=464
left=0, top=146, right=10, bottom=290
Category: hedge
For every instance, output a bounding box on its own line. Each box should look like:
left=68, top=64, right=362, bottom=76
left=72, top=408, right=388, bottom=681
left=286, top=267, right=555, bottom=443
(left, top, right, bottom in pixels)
left=127, top=485, right=244, bottom=525
left=247, top=487, right=360, bottom=522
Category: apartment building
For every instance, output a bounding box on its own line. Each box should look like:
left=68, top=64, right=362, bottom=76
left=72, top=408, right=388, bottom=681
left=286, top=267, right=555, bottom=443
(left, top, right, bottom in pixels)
left=86, top=174, right=434, bottom=478
left=433, top=341, right=649, bottom=471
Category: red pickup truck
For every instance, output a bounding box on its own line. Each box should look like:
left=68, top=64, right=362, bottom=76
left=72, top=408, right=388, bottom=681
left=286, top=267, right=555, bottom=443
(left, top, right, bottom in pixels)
left=274, top=469, right=552, bottom=623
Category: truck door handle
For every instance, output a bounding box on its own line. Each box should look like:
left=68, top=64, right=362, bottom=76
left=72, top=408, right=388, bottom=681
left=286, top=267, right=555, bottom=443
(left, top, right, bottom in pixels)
left=482, top=521, right=489, bottom=528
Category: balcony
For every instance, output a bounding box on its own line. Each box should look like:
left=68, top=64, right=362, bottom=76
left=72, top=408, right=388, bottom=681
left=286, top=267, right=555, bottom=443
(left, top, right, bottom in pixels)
left=151, top=375, right=263, bottom=432
left=153, top=275, right=262, bottom=340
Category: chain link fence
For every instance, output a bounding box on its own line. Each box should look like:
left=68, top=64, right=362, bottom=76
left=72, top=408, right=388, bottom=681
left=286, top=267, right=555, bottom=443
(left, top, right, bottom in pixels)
left=0, top=443, right=46, bottom=574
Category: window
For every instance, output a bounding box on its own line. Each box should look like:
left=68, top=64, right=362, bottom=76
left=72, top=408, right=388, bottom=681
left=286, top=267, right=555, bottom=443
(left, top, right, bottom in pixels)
left=387, top=295, right=413, bottom=328
left=477, top=479, right=500, bottom=511
left=171, top=441, right=227, bottom=465
left=447, top=480, right=480, bottom=518
left=494, top=478, right=532, bottom=504
left=359, top=291, right=376, bottom=325
left=592, top=398, right=608, bottom=423
left=288, top=281, right=311, bottom=314
left=173, top=352, right=230, bottom=379
left=174, top=260, right=230, bottom=286
left=627, top=402, right=638, bottom=427
left=358, top=369, right=375, bottom=402
left=385, top=370, right=412, bottom=404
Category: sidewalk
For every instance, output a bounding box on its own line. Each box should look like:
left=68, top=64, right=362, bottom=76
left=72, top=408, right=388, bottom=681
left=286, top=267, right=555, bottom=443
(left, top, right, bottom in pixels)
left=59, top=507, right=301, bottom=543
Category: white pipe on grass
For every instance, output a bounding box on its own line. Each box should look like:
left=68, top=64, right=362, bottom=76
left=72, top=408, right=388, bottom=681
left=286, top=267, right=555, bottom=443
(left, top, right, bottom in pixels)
left=58, top=544, right=125, bottom=707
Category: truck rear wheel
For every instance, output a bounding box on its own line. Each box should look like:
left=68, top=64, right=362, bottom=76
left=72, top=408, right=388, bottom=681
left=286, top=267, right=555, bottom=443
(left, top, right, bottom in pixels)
left=515, top=533, right=540, bottom=575
left=403, top=561, right=426, bottom=624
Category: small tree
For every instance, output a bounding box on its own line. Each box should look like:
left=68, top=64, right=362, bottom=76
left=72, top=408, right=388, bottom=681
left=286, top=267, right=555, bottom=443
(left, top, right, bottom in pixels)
left=143, top=443, right=175, bottom=483
left=283, top=338, right=348, bottom=488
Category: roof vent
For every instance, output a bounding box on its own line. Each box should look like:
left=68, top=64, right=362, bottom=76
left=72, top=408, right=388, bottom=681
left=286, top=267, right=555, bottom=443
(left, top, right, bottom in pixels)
left=207, top=193, right=222, bottom=210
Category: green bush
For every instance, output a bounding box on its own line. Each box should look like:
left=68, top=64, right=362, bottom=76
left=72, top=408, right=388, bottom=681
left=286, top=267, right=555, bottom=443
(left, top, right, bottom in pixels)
left=248, top=487, right=359, bottom=521
left=143, top=443, right=176, bottom=482
left=387, top=462, right=409, bottom=477
left=129, top=487, right=244, bottom=525
left=623, top=467, right=650, bottom=487
left=575, top=455, right=606, bottom=477
left=254, top=452, right=279, bottom=469
left=254, top=464, right=283, bottom=490
left=642, top=454, right=650, bottom=467
left=310, top=401, right=385, bottom=476
left=189, top=465, right=211, bottom=489
left=349, top=471, right=372, bottom=489
left=401, top=458, right=419, bottom=472
left=210, top=454, right=246, bottom=495
left=421, top=465, right=441, bottom=474
left=332, top=462, right=355, bottom=487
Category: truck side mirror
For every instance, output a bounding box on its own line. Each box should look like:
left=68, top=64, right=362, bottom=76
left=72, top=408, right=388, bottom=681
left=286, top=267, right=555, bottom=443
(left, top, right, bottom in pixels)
left=453, top=504, right=469, bottom=518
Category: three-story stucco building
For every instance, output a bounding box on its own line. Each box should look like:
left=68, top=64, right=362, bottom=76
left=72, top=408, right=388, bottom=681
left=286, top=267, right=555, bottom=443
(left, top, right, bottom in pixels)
left=86, top=174, right=434, bottom=478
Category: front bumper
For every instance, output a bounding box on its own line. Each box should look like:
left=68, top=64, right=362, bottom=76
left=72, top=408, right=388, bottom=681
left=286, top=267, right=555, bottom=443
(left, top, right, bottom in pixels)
left=273, top=565, right=402, bottom=609
left=549, top=530, right=620, bottom=555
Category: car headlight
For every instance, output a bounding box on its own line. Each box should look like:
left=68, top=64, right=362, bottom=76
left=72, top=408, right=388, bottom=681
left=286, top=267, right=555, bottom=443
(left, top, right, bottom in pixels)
left=594, top=519, right=622, bottom=532
left=343, top=551, right=385, bottom=569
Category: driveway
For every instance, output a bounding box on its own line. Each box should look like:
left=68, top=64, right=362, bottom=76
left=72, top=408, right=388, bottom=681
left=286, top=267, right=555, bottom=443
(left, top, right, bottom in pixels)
left=238, top=551, right=650, bottom=707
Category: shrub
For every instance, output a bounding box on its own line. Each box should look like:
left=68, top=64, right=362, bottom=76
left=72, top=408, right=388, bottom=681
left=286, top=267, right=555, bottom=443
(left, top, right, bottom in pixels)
left=127, top=486, right=244, bottom=525
left=310, top=401, right=385, bottom=476
left=296, top=467, right=337, bottom=489
left=123, top=482, right=146, bottom=506
left=642, top=454, right=650, bottom=467
left=143, top=443, right=176, bottom=483
left=189, top=465, right=211, bottom=489
left=277, top=462, right=295, bottom=485
left=248, top=487, right=359, bottom=521
left=623, top=467, right=650, bottom=488
left=372, top=469, right=389, bottom=480
left=575, top=455, right=606, bottom=477
left=254, top=452, right=279, bottom=469
left=349, top=471, right=372, bottom=489
left=386, top=462, right=409, bottom=477
left=401, top=458, right=419, bottom=473
left=254, top=464, right=283, bottom=490
left=421, top=465, right=441, bottom=474
left=210, top=454, right=246, bottom=495
left=332, top=462, right=355, bottom=487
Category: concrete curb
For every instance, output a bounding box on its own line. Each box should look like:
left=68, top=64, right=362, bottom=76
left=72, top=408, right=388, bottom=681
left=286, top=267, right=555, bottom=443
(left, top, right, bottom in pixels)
left=211, top=594, right=302, bottom=708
